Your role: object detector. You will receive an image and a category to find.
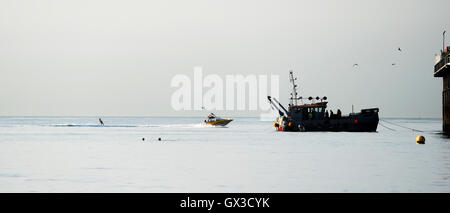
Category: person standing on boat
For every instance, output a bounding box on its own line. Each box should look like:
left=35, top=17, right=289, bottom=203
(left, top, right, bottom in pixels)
left=99, top=118, right=104, bottom=126
left=308, top=112, right=313, bottom=119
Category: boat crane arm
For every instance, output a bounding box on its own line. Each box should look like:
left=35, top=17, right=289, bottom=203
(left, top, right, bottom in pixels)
left=267, top=96, right=288, bottom=116
left=272, top=97, right=289, bottom=116
left=267, top=96, right=284, bottom=116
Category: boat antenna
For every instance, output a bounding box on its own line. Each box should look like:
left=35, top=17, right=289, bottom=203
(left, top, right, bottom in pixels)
left=444, top=30, right=446, bottom=53
left=289, top=70, right=299, bottom=106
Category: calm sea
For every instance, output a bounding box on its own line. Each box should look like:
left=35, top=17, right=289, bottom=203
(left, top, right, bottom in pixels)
left=0, top=116, right=449, bottom=192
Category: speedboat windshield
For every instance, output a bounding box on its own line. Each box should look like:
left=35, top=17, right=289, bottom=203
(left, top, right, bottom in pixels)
left=205, top=113, right=225, bottom=122
left=206, top=113, right=217, bottom=119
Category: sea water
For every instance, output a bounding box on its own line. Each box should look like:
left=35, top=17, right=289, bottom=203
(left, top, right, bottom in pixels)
left=0, top=116, right=449, bottom=192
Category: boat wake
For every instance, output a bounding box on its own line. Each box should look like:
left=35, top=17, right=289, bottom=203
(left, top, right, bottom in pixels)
left=45, top=124, right=157, bottom=128
left=38, top=123, right=220, bottom=128
left=155, top=123, right=226, bottom=128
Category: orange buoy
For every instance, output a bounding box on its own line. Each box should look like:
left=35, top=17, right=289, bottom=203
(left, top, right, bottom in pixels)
left=288, top=122, right=292, bottom=127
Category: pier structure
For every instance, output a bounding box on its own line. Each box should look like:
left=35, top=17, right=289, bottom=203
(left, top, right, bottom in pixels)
left=434, top=32, right=450, bottom=134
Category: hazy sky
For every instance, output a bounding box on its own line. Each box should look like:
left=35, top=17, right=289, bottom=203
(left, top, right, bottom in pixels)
left=0, top=0, right=449, bottom=117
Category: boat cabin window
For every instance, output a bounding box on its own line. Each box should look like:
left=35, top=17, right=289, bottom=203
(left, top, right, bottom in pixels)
left=308, top=107, right=324, bottom=113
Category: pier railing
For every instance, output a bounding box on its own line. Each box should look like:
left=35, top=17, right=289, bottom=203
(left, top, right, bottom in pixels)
left=434, top=54, right=450, bottom=77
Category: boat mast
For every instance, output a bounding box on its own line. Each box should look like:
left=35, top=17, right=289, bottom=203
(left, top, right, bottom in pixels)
left=289, top=70, right=299, bottom=106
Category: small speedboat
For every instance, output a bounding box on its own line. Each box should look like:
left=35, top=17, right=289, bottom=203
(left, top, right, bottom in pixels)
left=204, top=113, right=233, bottom=126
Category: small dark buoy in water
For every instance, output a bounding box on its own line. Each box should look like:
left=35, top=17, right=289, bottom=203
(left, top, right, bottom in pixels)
left=142, top=138, right=145, bottom=141
left=416, top=135, right=425, bottom=144
left=158, top=137, right=161, bottom=141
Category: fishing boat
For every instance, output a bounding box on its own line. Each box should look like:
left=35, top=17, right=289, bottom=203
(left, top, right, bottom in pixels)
left=204, top=113, right=233, bottom=126
left=268, top=71, right=379, bottom=132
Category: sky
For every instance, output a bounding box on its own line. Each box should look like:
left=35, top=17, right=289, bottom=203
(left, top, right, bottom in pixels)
left=0, top=0, right=449, bottom=117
